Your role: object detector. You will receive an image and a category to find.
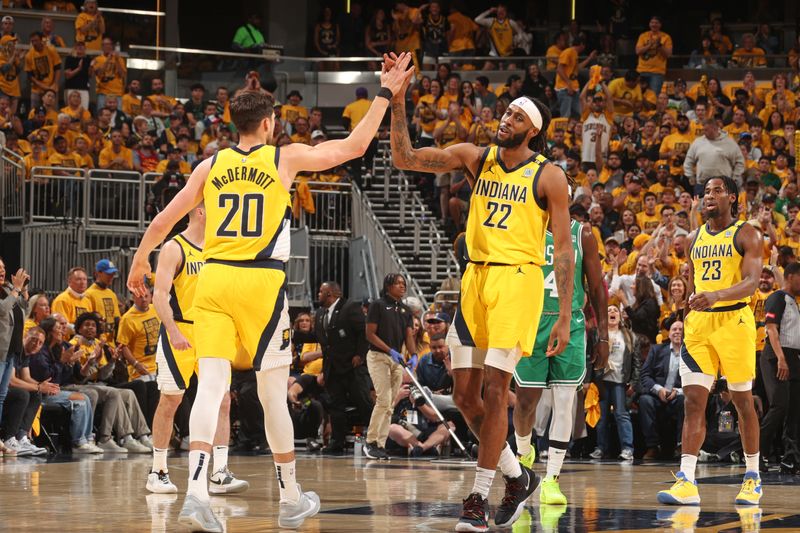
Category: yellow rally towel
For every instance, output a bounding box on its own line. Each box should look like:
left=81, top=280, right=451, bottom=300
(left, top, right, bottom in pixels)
left=32, top=405, right=42, bottom=436
left=584, top=382, right=600, bottom=428
left=292, top=181, right=316, bottom=219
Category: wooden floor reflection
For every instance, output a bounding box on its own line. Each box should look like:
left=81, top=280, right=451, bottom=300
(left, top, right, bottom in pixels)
left=3, top=453, right=800, bottom=532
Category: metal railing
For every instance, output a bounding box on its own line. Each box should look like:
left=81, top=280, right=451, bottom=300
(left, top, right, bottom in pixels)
left=21, top=222, right=85, bottom=298
left=351, top=184, right=427, bottom=308
left=0, top=147, right=24, bottom=229
left=77, top=247, right=137, bottom=297
left=287, top=227, right=311, bottom=308
left=291, top=181, right=352, bottom=235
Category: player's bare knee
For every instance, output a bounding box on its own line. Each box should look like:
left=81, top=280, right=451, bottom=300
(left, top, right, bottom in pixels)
left=158, top=392, right=183, bottom=412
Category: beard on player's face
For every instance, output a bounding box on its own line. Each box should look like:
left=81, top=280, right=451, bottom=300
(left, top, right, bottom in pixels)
left=494, top=130, right=528, bottom=148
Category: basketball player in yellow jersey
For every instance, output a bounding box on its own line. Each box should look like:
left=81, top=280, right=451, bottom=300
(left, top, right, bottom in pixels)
left=387, top=52, right=574, bottom=531
left=146, top=203, right=248, bottom=496
left=658, top=176, right=764, bottom=508
left=128, top=53, right=415, bottom=532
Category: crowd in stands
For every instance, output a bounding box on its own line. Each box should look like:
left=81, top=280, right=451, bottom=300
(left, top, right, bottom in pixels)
left=1, top=2, right=800, bottom=473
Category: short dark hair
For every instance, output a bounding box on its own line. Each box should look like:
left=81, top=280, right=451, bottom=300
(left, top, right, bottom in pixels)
left=624, top=70, right=640, bottom=82
left=190, top=83, right=205, bottom=91
left=430, top=333, right=447, bottom=343
left=476, top=75, right=489, bottom=87
left=785, top=262, right=800, bottom=277
left=660, top=204, right=675, bottom=215
left=229, top=91, right=274, bottom=134
left=644, top=191, right=657, bottom=200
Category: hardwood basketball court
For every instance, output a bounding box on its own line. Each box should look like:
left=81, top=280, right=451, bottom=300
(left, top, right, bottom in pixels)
left=4, top=452, right=799, bottom=531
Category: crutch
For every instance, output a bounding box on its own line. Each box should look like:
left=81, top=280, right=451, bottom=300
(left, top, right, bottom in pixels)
left=402, top=365, right=471, bottom=459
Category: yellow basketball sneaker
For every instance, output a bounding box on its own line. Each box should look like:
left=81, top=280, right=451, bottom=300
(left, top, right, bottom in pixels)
left=518, top=446, right=536, bottom=470
left=735, top=472, right=763, bottom=505
left=511, top=508, right=532, bottom=533
left=735, top=505, right=762, bottom=532
left=539, top=475, right=567, bottom=505
left=656, top=472, right=701, bottom=505
left=538, top=503, right=567, bottom=533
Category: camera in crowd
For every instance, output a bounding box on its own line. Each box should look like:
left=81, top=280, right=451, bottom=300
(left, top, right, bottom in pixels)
left=409, top=385, right=427, bottom=406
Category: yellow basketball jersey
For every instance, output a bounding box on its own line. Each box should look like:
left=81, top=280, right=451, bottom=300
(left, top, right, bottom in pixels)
left=690, top=220, right=749, bottom=307
left=203, top=145, right=291, bottom=263
left=466, top=146, right=550, bottom=266
left=170, top=233, right=204, bottom=323
left=489, top=19, right=514, bottom=57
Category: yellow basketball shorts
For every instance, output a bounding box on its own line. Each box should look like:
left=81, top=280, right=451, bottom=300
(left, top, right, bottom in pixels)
left=449, top=263, right=544, bottom=356
left=193, top=261, right=292, bottom=371
left=681, top=304, right=756, bottom=384
left=155, top=320, right=197, bottom=393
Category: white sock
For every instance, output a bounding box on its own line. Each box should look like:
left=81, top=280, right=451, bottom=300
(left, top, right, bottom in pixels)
left=187, top=450, right=210, bottom=501
left=275, top=460, right=300, bottom=503
left=152, top=447, right=168, bottom=473
left=471, top=466, right=495, bottom=499
left=545, top=448, right=567, bottom=479
left=515, top=432, right=532, bottom=457
left=745, top=453, right=760, bottom=475
left=497, top=443, right=523, bottom=478
left=213, top=445, right=228, bottom=472
left=680, top=454, right=698, bottom=482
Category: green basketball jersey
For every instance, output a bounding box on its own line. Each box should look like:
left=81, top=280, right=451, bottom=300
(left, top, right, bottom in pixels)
left=542, top=219, right=585, bottom=314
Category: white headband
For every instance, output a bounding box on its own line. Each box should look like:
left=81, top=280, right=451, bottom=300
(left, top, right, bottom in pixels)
left=509, top=96, right=543, bottom=131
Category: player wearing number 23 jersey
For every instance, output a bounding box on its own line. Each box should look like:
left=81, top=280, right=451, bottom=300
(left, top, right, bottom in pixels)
left=682, top=219, right=756, bottom=384
left=449, top=145, right=551, bottom=363
left=193, top=143, right=293, bottom=370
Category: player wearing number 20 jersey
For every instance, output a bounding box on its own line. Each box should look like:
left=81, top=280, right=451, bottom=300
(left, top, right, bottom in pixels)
left=514, top=219, right=586, bottom=387
left=682, top=219, right=756, bottom=384
left=449, top=145, right=551, bottom=365
left=193, top=143, right=293, bottom=371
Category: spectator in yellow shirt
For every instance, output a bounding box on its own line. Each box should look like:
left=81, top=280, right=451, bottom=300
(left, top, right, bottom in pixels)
left=51, top=266, right=94, bottom=332
left=608, top=70, right=642, bottom=119
left=732, top=33, right=767, bottom=68
left=289, top=116, right=311, bottom=145
left=282, top=90, right=308, bottom=129
left=148, top=77, right=175, bottom=119
left=122, top=79, right=142, bottom=117
left=98, top=129, right=133, bottom=170
left=154, top=146, right=191, bottom=174
left=447, top=5, right=478, bottom=69
left=61, top=90, right=92, bottom=128
left=0, top=35, right=23, bottom=109
left=116, top=286, right=160, bottom=425
left=90, top=37, right=126, bottom=109
left=342, top=87, right=371, bottom=131
left=74, top=0, right=105, bottom=51
left=545, top=31, right=567, bottom=71
left=635, top=16, right=672, bottom=94
left=555, top=37, right=595, bottom=120
left=24, top=32, right=61, bottom=109
left=723, top=108, right=750, bottom=138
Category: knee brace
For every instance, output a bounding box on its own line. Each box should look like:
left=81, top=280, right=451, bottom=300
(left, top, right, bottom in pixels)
left=548, top=386, right=577, bottom=446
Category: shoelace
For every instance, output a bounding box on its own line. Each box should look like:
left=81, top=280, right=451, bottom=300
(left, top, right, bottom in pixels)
left=461, top=494, right=486, bottom=520
left=158, top=471, right=171, bottom=482
left=669, top=471, right=689, bottom=489
left=500, top=473, right=526, bottom=507
left=740, top=478, right=756, bottom=494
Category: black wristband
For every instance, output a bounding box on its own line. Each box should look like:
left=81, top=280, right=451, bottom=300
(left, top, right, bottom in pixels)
left=377, top=87, right=393, bottom=101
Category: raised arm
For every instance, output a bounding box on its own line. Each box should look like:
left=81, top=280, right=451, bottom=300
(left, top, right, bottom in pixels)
left=582, top=223, right=609, bottom=370
left=474, top=8, right=495, bottom=28
left=279, top=52, right=415, bottom=183
left=541, top=165, right=575, bottom=356
left=127, top=159, right=209, bottom=297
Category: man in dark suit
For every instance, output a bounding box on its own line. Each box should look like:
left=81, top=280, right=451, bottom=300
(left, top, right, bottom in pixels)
left=639, top=321, right=685, bottom=459
left=315, top=281, right=373, bottom=453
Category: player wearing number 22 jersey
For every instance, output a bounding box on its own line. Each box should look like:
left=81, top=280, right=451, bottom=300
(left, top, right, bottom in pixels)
left=449, top=146, right=551, bottom=363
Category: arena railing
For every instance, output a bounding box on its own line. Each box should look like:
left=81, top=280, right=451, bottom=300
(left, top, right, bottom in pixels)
left=0, top=147, right=24, bottom=229
left=352, top=184, right=427, bottom=308
left=291, top=181, right=352, bottom=236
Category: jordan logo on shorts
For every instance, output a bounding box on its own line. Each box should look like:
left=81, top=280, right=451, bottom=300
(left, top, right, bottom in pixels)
left=516, top=266, right=524, bottom=275
left=738, top=316, right=745, bottom=325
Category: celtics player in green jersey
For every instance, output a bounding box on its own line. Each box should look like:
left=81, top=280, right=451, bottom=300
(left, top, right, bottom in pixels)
left=512, top=218, right=608, bottom=505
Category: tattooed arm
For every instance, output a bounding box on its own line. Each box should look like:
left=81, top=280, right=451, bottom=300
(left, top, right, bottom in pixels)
left=540, top=164, right=575, bottom=356
left=390, top=84, right=482, bottom=183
